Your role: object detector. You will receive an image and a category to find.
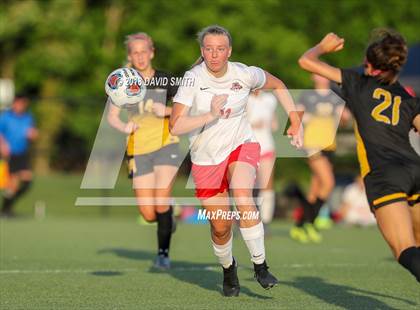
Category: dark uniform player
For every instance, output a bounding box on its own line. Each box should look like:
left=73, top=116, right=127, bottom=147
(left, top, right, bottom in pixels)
left=299, top=30, right=420, bottom=283
left=125, top=69, right=180, bottom=175
left=107, top=33, right=181, bottom=269
left=290, top=80, right=347, bottom=243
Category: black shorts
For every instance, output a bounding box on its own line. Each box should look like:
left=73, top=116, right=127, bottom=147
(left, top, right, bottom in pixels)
left=9, top=152, right=31, bottom=174
left=364, top=163, right=420, bottom=210
left=127, top=143, right=182, bottom=178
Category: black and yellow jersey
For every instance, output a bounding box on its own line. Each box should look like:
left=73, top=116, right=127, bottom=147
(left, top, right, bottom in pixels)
left=299, top=90, right=344, bottom=151
left=340, top=69, right=420, bottom=178
left=126, top=70, right=179, bottom=156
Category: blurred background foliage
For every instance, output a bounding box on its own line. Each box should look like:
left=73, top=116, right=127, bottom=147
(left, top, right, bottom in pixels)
left=0, top=0, right=419, bottom=173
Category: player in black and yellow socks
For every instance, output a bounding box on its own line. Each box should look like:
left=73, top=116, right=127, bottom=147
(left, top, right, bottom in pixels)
left=107, top=32, right=181, bottom=269
left=299, top=29, right=420, bottom=283
left=290, top=75, right=348, bottom=243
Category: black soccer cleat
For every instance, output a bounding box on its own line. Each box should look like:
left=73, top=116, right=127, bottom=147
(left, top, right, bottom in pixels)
left=254, top=260, right=278, bottom=289
left=222, top=257, right=240, bottom=297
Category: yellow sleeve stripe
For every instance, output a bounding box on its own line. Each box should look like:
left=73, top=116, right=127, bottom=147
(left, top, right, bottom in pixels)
left=373, top=193, right=407, bottom=206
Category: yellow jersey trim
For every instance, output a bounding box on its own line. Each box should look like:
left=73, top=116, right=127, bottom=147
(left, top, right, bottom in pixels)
left=354, top=122, right=371, bottom=178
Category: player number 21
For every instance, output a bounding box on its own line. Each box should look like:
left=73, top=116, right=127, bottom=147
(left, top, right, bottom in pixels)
left=371, top=88, right=401, bottom=126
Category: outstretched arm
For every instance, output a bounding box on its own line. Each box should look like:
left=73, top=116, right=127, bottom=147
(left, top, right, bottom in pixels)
left=298, top=33, right=345, bottom=84
left=261, top=72, right=303, bottom=148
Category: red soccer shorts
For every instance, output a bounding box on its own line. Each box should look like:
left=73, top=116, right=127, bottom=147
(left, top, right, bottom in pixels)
left=191, top=142, right=261, bottom=200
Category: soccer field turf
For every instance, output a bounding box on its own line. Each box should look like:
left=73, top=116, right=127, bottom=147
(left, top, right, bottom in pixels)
left=1, top=217, right=419, bottom=309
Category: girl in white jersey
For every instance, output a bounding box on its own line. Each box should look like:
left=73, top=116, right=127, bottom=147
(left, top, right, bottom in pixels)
left=169, top=25, right=302, bottom=296
left=247, top=91, right=278, bottom=231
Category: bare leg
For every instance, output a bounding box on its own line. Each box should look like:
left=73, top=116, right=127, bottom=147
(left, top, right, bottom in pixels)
left=307, top=155, right=335, bottom=201
left=374, top=201, right=416, bottom=259
left=133, top=173, right=156, bottom=222
left=256, top=158, right=276, bottom=225
left=410, top=203, right=420, bottom=247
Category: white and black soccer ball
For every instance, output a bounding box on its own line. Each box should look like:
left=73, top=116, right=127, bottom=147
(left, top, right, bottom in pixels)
left=105, top=68, right=146, bottom=108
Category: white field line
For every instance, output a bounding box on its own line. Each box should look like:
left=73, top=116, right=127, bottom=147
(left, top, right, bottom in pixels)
left=0, top=263, right=370, bottom=274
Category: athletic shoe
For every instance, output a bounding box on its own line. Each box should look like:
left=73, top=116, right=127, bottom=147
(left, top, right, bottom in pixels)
left=289, top=226, right=309, bottom=243
left=254, top=260, right=278, bottom=289
left=153, top=255, right=171, bottom=270
left=0, top=210, right=16, bottom=219
left=315, top=216, right=333, bottom=230
left=222, top=257, right=240, bottom=297
left=304, top=223, right=322, bottom=243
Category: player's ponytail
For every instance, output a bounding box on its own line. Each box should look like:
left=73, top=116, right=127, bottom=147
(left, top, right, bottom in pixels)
left=365, top=28, right=407, bottom=84
left=191, top=25, right=232, bottom=69
left=191, top=56, right=204, bottom=68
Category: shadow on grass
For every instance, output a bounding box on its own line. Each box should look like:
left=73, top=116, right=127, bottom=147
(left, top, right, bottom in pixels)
left=98, top=247, right=271, bottom=299
left=282, top=276, right=416, bottom=309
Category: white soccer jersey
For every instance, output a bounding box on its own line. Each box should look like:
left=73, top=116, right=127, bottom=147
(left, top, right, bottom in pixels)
left=173, top=61, right=266, bottom=165
left=247, top=92, right=277, bottom=154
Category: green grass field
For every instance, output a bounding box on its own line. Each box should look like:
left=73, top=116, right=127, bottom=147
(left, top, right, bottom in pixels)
left=1, top=175, right=419, bottom=309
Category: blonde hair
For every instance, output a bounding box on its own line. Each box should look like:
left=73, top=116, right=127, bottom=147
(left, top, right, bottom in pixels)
left=191, top=25, right=232, bottom=68
left=124, top=32, right=155, bottom=54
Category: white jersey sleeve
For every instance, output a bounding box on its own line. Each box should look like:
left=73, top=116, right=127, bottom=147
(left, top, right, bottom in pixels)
left=173, top=71, right=197, bottom=107
left=247, top=66, right=266, bottom=90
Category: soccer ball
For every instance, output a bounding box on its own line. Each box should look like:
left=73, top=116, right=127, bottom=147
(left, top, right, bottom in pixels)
left=105, top=68, right=146, bottom=108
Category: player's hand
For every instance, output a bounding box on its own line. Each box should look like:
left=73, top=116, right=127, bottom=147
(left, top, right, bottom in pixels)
left=123, top=121, right=139, bottom=134
left=27, top=128, right=39, bottom=140
left=210, top=94, right=228, bottom=118
left=318, top=33, right=345, bottom=54
left=287, top=123, right=303, bottom=148
left=0, top=141, right=10, bottom=158
left=152, top=102, right=167, bottom=117
left=287, top=112, right=304, bottom=148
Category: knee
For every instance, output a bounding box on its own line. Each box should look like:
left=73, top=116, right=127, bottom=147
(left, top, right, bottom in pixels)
left=211, top=223, right=231, bottom=240
left=232, top=189, right=254, bottom=206
left=139, top=207, right=156, bottom=222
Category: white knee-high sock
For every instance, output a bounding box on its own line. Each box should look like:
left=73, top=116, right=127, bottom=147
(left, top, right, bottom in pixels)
left=239, top=222, right=265, bottom=264
left=259, top=190, right=275, bottom=224
left=212, top=234, right=233, bottom=268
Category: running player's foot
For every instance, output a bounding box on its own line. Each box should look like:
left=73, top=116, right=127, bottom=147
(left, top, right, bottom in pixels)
left=315, top=216, right=333, bottom=230
left=0, top=210, right=16, bottom=219
left=254, top=261, right=278, bottom=289
left=222, top=257, right=240, bottom=297
left=289, top=226, right=309, bottom=243
left=304, top=223, right=322, bottom=243
left=153, top=255, right=171, bottom=270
